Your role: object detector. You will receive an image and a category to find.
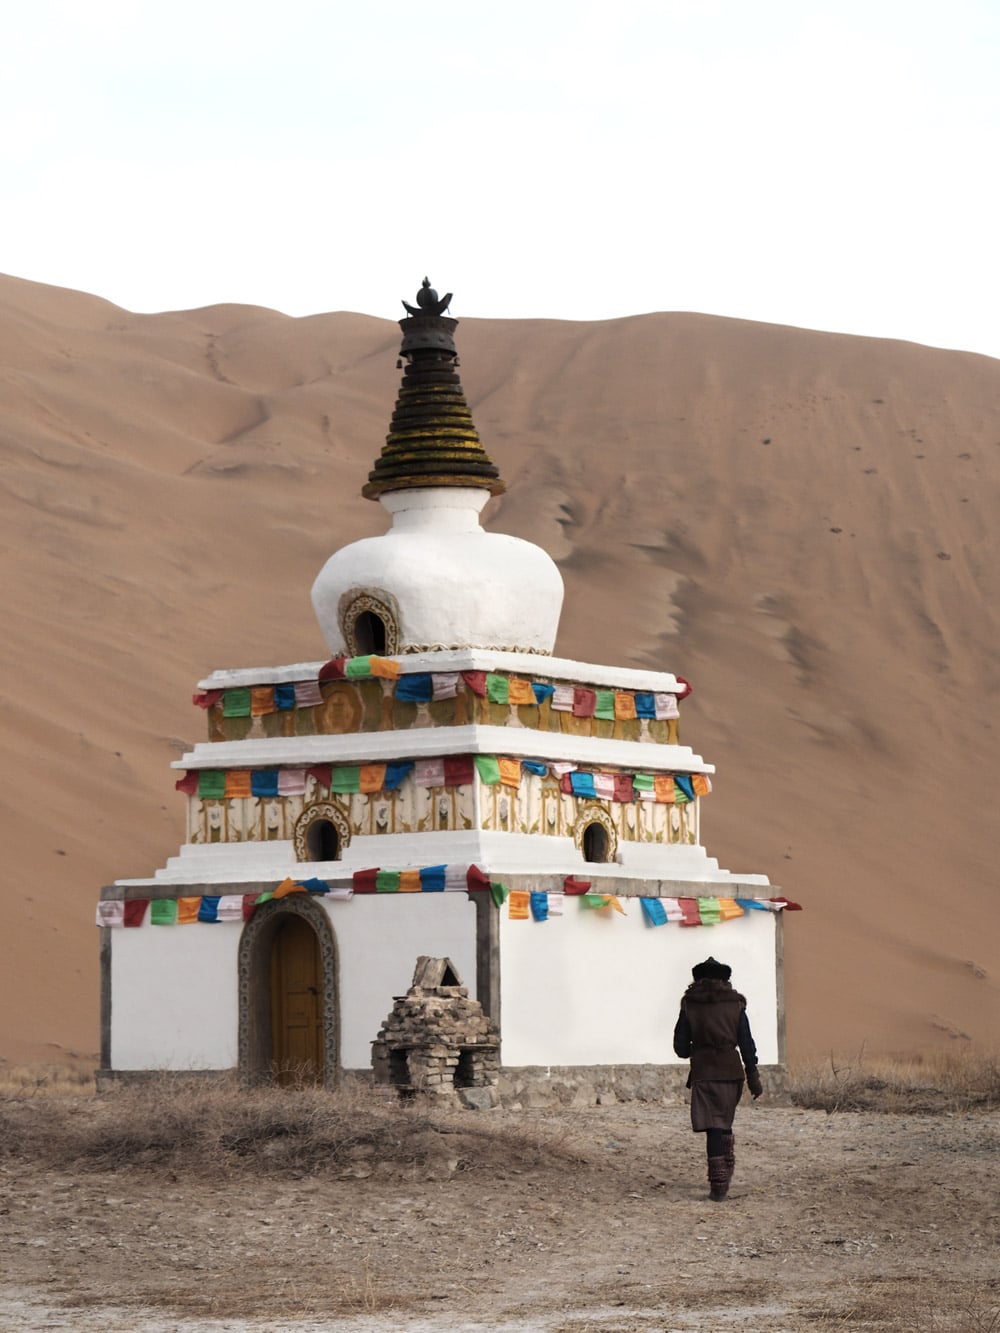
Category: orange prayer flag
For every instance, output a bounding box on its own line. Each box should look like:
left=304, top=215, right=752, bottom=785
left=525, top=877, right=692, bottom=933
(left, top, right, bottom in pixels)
left=608, top=895, right=627, bottom=915
left=718, top=898, right=744, bottom=921
left=507, top=678, right=535, bottom=706
left=497, top=757, right=522, bottom=788
left=359, top=763, right=387, bottom=794
left=272, top=877, right=303, bottom=900
left=250, top=686, right=275, bottom=716
left=653, top=775, right=676, bottom=803
left=614, top=691, right=637, bottom=720
left=399, top=869, right=421, bottom=893
left=224, top=770, right=252, bottom=798
left=693, top=773, right=712, bottom=797
left=508, top=890, right=530, bottom=920
left=177, top=896, right=200, bottom=924
left=370, top=656, right=401, bottom=679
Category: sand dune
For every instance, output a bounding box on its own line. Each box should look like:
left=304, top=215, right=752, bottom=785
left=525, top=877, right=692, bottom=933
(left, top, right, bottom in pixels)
left=1, top=272, right=997, bottom=1068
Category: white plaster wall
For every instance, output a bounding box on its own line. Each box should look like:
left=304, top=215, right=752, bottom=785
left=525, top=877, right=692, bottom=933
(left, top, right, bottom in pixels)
left=322, top=893, right=479, bottom=1069
left=498, top=906, right=779, bottom=1067
left=110, top=924, right=241, bottom=1070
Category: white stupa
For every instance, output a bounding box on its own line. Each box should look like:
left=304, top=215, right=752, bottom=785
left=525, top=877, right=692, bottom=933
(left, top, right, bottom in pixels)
left=98, top=280, right=792, bottom=1100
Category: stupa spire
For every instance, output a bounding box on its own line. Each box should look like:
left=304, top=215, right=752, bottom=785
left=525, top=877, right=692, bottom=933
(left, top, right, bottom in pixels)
left=361, top=279, right=505, bottom=501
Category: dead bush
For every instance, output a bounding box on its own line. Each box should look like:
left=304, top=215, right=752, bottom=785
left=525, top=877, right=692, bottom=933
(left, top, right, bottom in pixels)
left=789, top=1047, right=1000, bottom=1114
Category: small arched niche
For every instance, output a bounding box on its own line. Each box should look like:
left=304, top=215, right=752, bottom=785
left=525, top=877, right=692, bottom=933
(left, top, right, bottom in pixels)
left=574, top=805, right=618, bottom=865
left=293, top=802, right=351, bottom=863
left=338, top=589, right=400, bottom=657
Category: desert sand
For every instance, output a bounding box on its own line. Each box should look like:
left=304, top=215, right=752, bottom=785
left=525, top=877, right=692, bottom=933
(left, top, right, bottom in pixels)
left=1, top=272, right=998, bottom=1069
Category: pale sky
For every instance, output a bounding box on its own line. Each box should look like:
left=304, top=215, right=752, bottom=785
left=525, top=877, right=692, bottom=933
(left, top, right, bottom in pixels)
left=3, top=0, right=998, bottom=358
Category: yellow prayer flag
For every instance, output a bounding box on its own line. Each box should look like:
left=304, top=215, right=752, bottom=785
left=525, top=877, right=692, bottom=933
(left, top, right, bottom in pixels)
left=360, top=763, right=387, bottom=793
left=399, top=869, right=421, bottom=893
left=653, top=775, right=676, bottom=803
left=224, top=770, right=252, bottom=798
left=614, top=691, right=637, bottom=720
left=497, top=757, right=522, bottom=788
left=370, top=656, right=401, bottom=679
left=250, top=686, right=275, bottom=716
left=273, top=877, right=304, bottom=900
left=693, top=773, right=712, bottom=796
left=608, top=895, right=627, bottom=915
left=508, top=890, right=530, bottom=920
left=718, top=898, right=744, bottom=921
left=177, top=896, right=200, bottom=924
left=508, top=678, right=535, bottom=706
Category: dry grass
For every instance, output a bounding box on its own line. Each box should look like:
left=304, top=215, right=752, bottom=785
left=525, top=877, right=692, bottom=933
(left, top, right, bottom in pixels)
left=0, top=1073, right=589, bottom=1178
left=789, top=1046, right=1000, bottom=1113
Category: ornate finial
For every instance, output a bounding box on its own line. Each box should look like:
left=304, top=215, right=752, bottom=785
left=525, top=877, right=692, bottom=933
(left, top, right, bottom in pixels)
left=402, top=276, right=453, bottom=318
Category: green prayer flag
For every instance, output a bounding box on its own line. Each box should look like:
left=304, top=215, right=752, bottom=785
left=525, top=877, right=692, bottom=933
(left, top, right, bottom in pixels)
left=490, top=881, right=509, bottom=908
left=254, top=890, right=274, bottom=906
left=198, top=770, right=226, bottom=799
left=150, top=899, right=178, bottom=925
left=632, top=773, right=655, bottom=791
left=345, top=655, right=373, bottom=679
left=698, top=897, right=722, bottom=925
left=474, top=755, right=502, bottom=785
left=594, top=689, right=615, bottom=720
left=330, top=765, right=361, bottom=793
left=376, top=870, right=401, bottom=893
left=581, top=893, right=608, bottom=909
left=486, top=673, right=510, bottom=705
left=223, top=688, right=251, bottom=718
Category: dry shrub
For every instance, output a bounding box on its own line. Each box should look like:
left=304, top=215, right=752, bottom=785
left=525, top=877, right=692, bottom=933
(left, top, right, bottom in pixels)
left=789, top=1046, right=1000, bottom=1114
left=0, top=1074, right=589, bottom=1178
left=0, top=1062, right=95, bottom=1096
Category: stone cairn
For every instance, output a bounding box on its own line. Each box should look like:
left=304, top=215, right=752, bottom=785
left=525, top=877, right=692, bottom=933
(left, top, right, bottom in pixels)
left=371, top=956, right=500, bottom=1108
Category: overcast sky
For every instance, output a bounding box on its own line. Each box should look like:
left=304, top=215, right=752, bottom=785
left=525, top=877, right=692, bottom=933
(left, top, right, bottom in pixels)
left=3, top=0, right=998, bottom=358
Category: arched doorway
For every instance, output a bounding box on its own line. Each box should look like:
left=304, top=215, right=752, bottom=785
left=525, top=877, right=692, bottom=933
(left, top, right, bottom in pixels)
left=270, top=915, right=323, bottom=1085
left=238, top=897, right=340, bottom=1088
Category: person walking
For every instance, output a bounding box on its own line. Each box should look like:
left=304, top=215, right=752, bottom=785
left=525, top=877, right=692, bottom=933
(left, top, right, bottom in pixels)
left=673, top=956, right=763, bottom=1201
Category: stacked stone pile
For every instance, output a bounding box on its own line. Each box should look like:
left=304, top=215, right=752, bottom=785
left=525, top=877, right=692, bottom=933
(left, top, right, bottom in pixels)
left=371, top=956, right=500, bottom=1106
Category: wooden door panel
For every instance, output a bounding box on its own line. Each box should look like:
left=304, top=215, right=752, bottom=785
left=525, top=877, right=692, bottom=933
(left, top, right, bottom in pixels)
left=270, top=915, right=323, bottom=1084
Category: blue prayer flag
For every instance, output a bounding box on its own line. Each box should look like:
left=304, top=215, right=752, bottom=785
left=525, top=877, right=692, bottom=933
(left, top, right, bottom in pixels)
left=640, top=897, right=668, bottom=926
left=570, top=771, right=597, bottom=799
left=674, top=774, right=696, bottom=802
left=274, top=684, right=296, bottom=711
left=419, top=865, right=447, bottom=892
left=522, top=759, right=548, bottom=776
left=383, top=761, right=414, bottom=790
left=530, top=891, right=549, bottom=922
left=395, top=674, right=434, bottom=703
left=297, top=878, right=330, bottom=894
left=251, top=770, right=280, bottom=798
left=531, top=682, right=556, bottom=704
left=198, top=895, right=221, bottom=923
left=634, top=692, right=656, bottom=719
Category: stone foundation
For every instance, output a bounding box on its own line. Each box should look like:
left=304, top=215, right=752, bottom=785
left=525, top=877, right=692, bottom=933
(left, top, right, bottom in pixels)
left=497, top=1063, right=789, bottom=1109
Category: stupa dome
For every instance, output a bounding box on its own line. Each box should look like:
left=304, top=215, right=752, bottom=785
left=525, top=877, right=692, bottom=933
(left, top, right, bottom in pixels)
left=311, top=282, right=564, bottom=656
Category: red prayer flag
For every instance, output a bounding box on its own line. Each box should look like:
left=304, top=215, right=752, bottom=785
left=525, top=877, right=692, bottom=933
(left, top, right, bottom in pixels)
left=461, top=671, right=487, bottom=697
left=192, top=689, right=224, bottom=709
left=466, top=865, right=491, bottom=891
left=560, top=772, right=574, bottom=795
left=678, top=898, right=702, bottom=926
left=174, top=771, right=199, bottom=794
left=308, top=764, right=332, bottom=790
left=563, top=876, right=592, bottom=895
left=241, top=893, right=259, bottom=922
left=770, top=897, right=803, bottom=911
left=352, top=868, right=379, bottom=894
left=444, top=755, right=475, bottom=786
left=319, top=657, right=347, bottom=681
left=675, top=675, right=692, bottom=699
left=613, top=773, right=635, bottom=803
left=572, top=687, right=597, bottom=718
left=123, top=899, right=149, bottom=927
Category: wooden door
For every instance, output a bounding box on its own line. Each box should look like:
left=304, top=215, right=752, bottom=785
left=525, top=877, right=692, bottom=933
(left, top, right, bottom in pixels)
left=269, top=915, right=323, bottom=1085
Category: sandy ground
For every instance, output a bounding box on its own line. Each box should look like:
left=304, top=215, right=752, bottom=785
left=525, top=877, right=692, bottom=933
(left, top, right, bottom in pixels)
left=3, top=1104, right=999, bottom=1333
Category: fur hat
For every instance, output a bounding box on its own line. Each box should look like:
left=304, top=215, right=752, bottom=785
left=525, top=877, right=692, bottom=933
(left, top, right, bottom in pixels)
left=691, top=956, right=731, bottom=982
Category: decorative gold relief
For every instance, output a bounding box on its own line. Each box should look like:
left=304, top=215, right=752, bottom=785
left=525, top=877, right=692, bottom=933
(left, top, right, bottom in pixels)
left=572, top=803, right=619, bottom=861
left=338, top=588, right=400, bottom=657
left=293, top=802, right=352, bottom=863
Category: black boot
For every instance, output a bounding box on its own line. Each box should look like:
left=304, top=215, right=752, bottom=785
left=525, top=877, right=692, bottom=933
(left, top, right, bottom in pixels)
left=707, top=1155, right=730, bottom=1201
left=723, top=1131, right=736, bottom=1189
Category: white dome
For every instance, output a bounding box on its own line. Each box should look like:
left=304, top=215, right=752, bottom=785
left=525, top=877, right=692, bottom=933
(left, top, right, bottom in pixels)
left=311, top=488, right=564, bottom=656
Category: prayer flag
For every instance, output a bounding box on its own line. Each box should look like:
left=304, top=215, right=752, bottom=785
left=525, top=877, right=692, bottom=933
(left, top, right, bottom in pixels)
left=225, top=770, right=252, bottom=798
left=192, top=689, right=224, bottom=709
left=296, top=878, right=330, bottom=894
left=632, top=773, right=655, bottom=792
left=278, top=768, right=307, bottom=796
left=522, top=759, right=548, bottom=776
left=395, top=673, right=433, bottom=702
left=345, top=655, right=373, bottom=679
left=177, top=897, right=201, bottom=924
left=432, top=672, right=461, bottom=699
left=736, top=897, right=770, bottom=911
left=370, top=656, right=400, bottom=679
left=467, top=865, right=491, bottom=892
left=330, top=766, right=361, bottom=794
left=654, top=775, right=676, bottom=803
left=663, top=898, right=685, bottom=922
left=474, top=755, right=502, bottom=785
left=150, top=898, right=178, bottom=926
left=698, top=897, right=722, bottom=926
left=769, top=897, right=803, bottom=911
left=175, top=771, right=198, bottom=794
left=217, top=895, right=245, bottom=922
left=613, top=773, right=635, bottom=803
left=497, top=757, right=522, bottom=787
left=634, top=692, right=656, bottom=719
left=223, top=688, right=251, bottom=718
left=445, top=865, right=468, bottom=892
left=384, top=761, right=414, bottom=790
left=547, top=892, right=565, bottom=917
left=531, top=682, right=555, bottom=705
left=353, top=868, right=379, bottom=894
left=251, top=770, right=279, bottom=798
left=318, top=657, right=347, bottom=680
left=359, top=764, right=387, bottom=793
left=654, top=692, right=680, bottom=720
left=490, top=881, right=509, bottom=908
left=508, top=678, right=535, bottom=706
left=327, top=886, right=354, bottom=901
left=508, top=890, right=530, bottom=920
left=272, top=878, right=303, bottom=900
left=274, top=683, right=296, bottom=711
left=95, top=901, right=124, bottom=928
left=593, top=773, right=615, bottom=800
left=415, top=757, right=445, bottom=787
left=564, top=876, right=592, bottom=895
left=674, top=774, right=696, bottom=802
left=676, top=675, right=693, bottom=698
left=443, top=755, right=474, bottom=786
left=242, top=893, right=259, bottom=921
left=641, top=897, right=668, bottom=926
left=693, top=773, right=712, bottom=797
left=197, top=896, right=220, bottom=923
left=580, top=893, right=608, bottom=909
left=486, top=673, right=510, bottom=705
left=461, top=671, right=487, bottom=697
left=572, top=687, right=597, bottom=717
left=294, top=680, right=323, bottom=707
left=376, top=871, right=401, bottom=893
left=250, top=686, right=274, bottom=716
left=420, top=865, right=446, bottom=893
left=399, top=869, right=421, bottom=892
left=594, top=689, right=615, bottom=720
left=308, top=764, right=332, bottom=791
left=551, top=684, right=575, bottom=712
left=530, top=891, right=549, bottom=922
left=614, top=691, right=637, bottom=720
left=569, top=771, right=596, bottom=798
left=677, top=898, right=702, bottom=927
left=718, top=898, right=744, bottom=921
left=198, top=771, right=226, bottom=800
left=123, top=899, right=148, bottom=927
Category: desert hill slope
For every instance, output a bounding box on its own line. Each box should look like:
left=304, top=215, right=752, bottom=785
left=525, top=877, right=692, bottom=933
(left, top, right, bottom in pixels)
left=1, top=272, right=998, bottom=1067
